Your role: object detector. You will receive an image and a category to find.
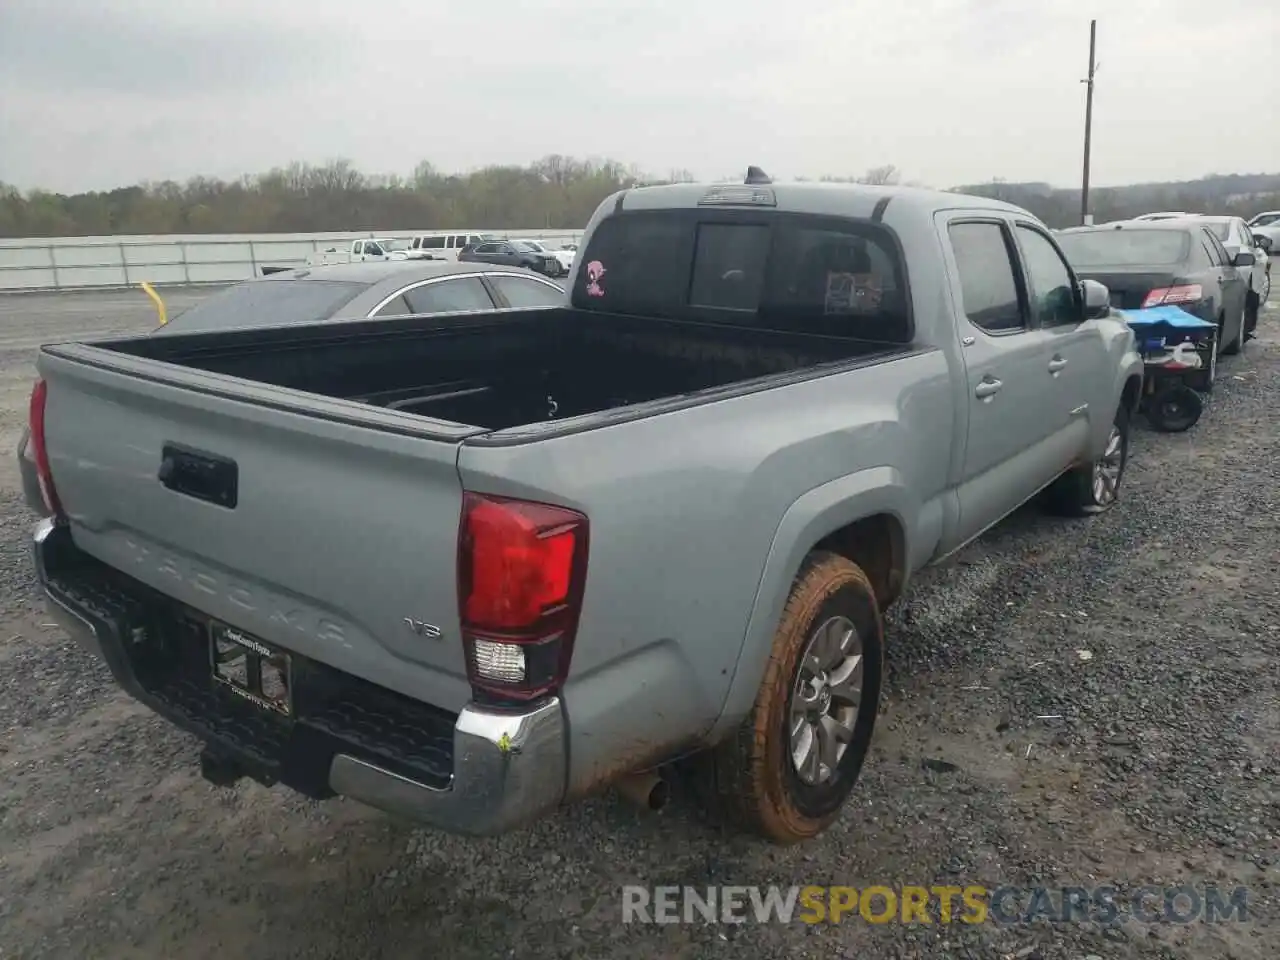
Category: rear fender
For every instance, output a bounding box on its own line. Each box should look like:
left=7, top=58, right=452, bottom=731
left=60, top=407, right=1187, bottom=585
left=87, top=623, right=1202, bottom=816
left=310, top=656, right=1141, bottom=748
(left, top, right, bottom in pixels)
left=706, top=467, right=915, bottom=742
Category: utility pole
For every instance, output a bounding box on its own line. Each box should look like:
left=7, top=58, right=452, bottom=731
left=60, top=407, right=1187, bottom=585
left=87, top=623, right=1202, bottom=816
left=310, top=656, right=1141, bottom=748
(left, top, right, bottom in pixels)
left=1080, top=19, right=1098, bottom=225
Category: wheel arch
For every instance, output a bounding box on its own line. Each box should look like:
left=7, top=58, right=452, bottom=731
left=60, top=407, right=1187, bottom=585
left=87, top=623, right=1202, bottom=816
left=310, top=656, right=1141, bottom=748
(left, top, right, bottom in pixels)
left=707, top=468, right=915, bottom=742
left=813, top=514, right=907, bottom=611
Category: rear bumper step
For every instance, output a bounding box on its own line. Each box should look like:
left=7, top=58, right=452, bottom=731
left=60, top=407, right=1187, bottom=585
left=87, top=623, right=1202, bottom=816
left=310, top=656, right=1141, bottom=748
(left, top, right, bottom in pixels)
left=31, top=518, right=567, bottom=836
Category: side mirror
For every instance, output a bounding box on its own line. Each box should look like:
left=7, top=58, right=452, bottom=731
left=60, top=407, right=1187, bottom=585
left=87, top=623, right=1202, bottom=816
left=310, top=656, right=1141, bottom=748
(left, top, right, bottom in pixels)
left=1081, top=279, right=1110, bottom=320
left=1252, top=234, right=1273, bottom=253
left=1233, top=251, right=1256, bottom=268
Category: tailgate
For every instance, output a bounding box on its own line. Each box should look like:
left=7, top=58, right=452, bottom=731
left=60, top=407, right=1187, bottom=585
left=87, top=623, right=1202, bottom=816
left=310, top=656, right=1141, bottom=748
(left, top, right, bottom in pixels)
left=38, top=346, right=474, bottom=713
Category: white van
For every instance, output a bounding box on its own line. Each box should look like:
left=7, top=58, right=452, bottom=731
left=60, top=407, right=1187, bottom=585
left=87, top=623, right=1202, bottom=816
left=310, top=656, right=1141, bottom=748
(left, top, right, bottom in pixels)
left=405, top=233, right=494, bottom=261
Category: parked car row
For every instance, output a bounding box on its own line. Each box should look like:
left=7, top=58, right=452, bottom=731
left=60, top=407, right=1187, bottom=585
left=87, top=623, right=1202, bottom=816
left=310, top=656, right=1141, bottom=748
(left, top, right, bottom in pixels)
left=399, top=233, right=577, bottom=274
left=1056, top=217, right=1261, bottom=396
left=264, top=233, right=580, bottom=274
left=1093, top=211, right=1272, bottom=317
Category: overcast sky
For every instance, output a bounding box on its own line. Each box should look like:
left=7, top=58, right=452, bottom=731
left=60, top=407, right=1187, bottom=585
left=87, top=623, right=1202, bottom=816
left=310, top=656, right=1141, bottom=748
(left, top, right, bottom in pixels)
left=1, top=0, right=1276, bottom=194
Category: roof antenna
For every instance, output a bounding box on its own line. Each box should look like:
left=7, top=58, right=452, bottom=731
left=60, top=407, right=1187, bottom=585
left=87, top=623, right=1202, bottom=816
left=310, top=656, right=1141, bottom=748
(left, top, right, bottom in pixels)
left=745, top=165, right=772, bottom=185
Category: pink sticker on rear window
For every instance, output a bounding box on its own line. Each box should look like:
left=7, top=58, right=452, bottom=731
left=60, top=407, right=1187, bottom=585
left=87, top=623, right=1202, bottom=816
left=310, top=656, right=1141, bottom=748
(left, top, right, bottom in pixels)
left=585, top=260, right=606, bottom=297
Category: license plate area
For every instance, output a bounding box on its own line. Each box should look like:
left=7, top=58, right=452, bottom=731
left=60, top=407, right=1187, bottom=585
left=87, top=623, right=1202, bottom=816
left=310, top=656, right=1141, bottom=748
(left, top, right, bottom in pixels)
left=209, top=621, right=293, bottom=717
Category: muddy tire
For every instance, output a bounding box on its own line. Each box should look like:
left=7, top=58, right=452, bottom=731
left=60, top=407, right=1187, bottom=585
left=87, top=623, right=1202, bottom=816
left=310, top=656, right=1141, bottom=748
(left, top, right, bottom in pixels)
left=692, top=551, right=884, bottom=844
left=1044, top=403, right=1130, bottom=516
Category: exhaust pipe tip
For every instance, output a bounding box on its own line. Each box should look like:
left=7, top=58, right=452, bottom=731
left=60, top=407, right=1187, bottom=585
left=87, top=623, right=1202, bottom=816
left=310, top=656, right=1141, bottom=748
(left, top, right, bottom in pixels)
left=616, top=770, right=670, bottom=812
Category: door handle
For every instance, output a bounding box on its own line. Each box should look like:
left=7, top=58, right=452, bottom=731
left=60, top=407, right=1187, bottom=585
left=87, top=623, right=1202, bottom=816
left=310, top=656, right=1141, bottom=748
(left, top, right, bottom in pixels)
left=1048, top=356, right=1068, bottom=373
left=974, top=377, right=1003, bottom=399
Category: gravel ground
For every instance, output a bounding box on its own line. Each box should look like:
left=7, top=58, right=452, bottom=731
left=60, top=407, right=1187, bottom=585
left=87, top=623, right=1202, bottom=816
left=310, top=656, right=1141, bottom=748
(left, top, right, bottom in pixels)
left=0, top=288, right=1276, bottom=960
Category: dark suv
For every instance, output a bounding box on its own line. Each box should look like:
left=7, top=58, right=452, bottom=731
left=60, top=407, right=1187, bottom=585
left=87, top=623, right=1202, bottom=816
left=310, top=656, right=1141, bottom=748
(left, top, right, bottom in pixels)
left=458, top=240, right=562, bottom=277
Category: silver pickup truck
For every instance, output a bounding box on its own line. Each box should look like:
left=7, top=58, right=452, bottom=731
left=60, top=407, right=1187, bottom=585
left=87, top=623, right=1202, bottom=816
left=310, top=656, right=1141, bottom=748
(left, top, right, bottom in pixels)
left=28, top=178, right=1143, bottom=845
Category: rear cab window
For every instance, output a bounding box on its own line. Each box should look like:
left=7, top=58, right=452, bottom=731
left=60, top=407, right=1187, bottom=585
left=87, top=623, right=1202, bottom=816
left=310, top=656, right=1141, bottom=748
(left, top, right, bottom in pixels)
left=570, top=210, right=912, bottom=343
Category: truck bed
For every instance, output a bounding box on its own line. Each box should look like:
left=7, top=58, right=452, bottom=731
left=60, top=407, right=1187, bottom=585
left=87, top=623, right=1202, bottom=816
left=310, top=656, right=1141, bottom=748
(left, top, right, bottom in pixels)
left=93, top=307, right=898, bottom=436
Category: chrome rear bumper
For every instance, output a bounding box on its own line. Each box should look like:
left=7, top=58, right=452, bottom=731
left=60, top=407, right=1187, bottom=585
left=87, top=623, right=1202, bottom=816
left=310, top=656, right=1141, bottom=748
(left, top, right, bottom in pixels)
left=32, top=518, right=567, bottom=836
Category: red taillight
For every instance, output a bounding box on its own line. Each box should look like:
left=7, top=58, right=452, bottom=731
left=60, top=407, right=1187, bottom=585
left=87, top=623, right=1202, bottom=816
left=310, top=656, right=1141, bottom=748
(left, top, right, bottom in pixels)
left=28, top=379, right=63, bottom=518
left=457, top=492, right=588, bottom=701
left=1142, top=284, right=1203, bottom=308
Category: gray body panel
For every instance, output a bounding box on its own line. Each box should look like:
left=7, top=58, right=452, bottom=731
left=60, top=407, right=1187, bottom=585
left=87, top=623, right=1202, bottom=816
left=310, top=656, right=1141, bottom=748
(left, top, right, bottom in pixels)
left=34, top=181, right=1143, bottom=806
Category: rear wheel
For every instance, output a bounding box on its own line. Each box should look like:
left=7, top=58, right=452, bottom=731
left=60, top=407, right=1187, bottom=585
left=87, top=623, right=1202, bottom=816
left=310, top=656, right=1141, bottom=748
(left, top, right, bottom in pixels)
left=1044, top=404, right=1130, bottom=516
left=692, top=552, right=883, bottom=844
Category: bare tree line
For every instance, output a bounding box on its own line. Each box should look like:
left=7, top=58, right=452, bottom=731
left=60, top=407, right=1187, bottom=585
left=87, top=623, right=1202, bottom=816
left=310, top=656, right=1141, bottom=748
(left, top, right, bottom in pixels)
left=1, top=157, right=1276, bottom=239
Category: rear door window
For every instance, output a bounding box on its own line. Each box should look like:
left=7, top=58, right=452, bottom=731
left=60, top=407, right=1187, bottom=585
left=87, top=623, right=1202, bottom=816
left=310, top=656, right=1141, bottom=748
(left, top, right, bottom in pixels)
left=1015, top=225, right=1078, bottom=327
left=1201, top=229, right=1230, bottom=266
left=371, top=294, right=411, bottom=318
left=402, top=277, right=494, bottom=314
left=947, top=222, right=1026, bottom=333
left=490, top=275, right=565, bottom=308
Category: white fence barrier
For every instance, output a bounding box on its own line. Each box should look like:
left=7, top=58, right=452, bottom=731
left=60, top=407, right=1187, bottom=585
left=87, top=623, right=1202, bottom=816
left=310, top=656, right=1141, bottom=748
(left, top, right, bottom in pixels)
left=0, top=229, right=584, bottom=292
